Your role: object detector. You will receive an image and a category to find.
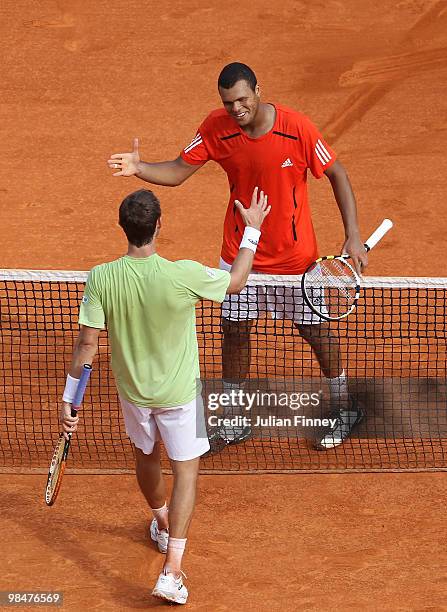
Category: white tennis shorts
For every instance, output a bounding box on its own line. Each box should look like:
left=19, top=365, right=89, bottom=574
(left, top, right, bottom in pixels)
left=119, top=394, right=210, bottom=461
left=220, top=258, right=323, bottom=325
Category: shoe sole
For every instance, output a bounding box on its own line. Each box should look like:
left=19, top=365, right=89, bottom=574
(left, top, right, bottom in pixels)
left=152, top=588, right=187, bottom=605
left=315, top=410, right=365, bottom=451
left=202, top=429, right=253, bottom=458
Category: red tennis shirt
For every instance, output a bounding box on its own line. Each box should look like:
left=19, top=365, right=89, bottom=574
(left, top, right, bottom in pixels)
left=180, top=104, right=336, bottom=274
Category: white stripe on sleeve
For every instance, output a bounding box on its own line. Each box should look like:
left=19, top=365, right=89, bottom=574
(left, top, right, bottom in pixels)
left=316, top=139, right=331, bottom=160
left=315, top=140, right=331, bottom=165
left=314, top=146, right=325, bottom=165
left=184, top=133, right=203, bottom=154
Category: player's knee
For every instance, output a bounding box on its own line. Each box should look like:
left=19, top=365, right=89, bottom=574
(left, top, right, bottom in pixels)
left=171, top=457, right=200, bottom=482
left=134, top=442, right=160, bottom=464
left=222, top=318, right=253, bottom=340
left=296, top=323, right=330, bottom=343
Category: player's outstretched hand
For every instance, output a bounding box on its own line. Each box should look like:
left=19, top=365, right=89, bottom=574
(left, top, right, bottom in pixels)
left=107, top=137, right=140, bottom=176
left=235, top=186, right=271, bottom=231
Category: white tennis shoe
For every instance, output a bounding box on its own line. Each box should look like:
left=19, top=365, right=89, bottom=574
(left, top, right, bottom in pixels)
left=316, top=398, right=364, bottom=449
left=149, top=518, right=169, bottom=554
left=152, top=570, right=188, bottom=605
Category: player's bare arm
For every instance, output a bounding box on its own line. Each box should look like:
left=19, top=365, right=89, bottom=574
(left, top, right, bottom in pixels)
left=324, top=160, right=367, bottom=274
left=227, top=187, right=271, bottom=294
left=59, top=325, right=100, bottom=438
left=108, top=137, right=203, bottom=186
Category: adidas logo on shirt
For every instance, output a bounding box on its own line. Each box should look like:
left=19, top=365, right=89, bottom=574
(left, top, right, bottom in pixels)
left=281, top=158, right=293, bottom=168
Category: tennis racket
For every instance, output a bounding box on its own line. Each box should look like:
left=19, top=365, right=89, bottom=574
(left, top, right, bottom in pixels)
left=45, top=364, right=92, bottom=506
left=301, top=218, right=393, bottom=321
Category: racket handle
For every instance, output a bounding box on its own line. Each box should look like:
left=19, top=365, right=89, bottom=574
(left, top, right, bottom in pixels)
left=72, top=364, right=92, bottom=409
left=364, top=218, right=393, bottom=251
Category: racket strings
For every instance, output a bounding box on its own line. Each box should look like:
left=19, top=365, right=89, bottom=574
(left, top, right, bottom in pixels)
left=307, top=261, right=356, bottom=298
left=304, top=259, right=359, bottom=319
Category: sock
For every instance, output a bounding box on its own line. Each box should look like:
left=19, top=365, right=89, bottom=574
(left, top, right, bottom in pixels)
left=222, top=380, right=246, bottom=441
left=327, top=370, right=349, bottom=408
left=151, top=502, right=168, bottom=531
left=165, top=537, right=187, bottom=574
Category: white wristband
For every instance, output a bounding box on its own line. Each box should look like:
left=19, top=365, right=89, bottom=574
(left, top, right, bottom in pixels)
left=63, top=374, right=80, bottom=403
left=239, top=226, right=261, bottom=253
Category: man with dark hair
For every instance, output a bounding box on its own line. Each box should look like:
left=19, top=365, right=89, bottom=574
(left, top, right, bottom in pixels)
left=59, top=186, right=270, bottom=604
left=218, top=61, right=257, bottom=91
left=119, top=189, right=161, bottom=246
left=107, top=61, right=367, bottom=451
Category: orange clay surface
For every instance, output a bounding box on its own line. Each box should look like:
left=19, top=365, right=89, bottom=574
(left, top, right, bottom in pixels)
left=1, top=1, right=447, bottom=610
left=1, top=473, right=447, bottom=611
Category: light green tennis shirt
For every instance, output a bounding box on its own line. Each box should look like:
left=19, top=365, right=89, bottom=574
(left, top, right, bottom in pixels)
left=78, top=254, right=230, bottom=408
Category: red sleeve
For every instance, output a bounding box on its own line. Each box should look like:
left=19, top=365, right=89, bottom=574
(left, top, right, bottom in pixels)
left=180, top=123, right=211, bottom=165
left=301, top=116, right=337, bottom=178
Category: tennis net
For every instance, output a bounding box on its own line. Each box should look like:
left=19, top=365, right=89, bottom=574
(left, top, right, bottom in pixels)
left=0, top=269, right=446, bottom=473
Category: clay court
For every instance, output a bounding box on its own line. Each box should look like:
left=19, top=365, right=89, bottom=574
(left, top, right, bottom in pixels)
left=1, top=1, right=447, bottom=610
